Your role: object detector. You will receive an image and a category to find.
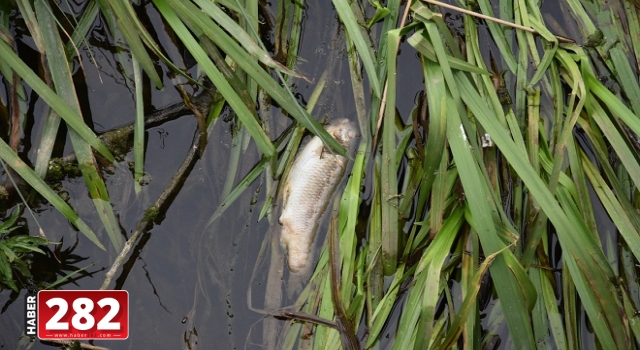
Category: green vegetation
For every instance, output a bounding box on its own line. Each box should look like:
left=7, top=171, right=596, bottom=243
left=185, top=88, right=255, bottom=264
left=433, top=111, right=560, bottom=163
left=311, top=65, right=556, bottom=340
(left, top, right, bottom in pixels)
left=1, top=0, right=640, bottom=348
left=0, top=206, right=47, bottom=291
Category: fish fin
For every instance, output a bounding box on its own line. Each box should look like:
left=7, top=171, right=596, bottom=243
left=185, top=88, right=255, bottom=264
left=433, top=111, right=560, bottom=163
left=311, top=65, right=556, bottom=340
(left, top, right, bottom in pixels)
left=279, top=220, right=293, bottom=249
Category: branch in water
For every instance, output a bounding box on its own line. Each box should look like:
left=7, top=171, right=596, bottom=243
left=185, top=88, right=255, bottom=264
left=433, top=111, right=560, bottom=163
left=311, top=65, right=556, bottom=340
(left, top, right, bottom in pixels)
left=60, top=87, right=215, bottom=164
left=101, top=124, right=205, bottom=290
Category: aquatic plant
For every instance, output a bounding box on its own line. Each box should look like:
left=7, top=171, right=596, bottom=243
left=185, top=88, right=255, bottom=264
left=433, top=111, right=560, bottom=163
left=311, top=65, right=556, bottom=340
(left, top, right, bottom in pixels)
left=1, top=0, right=640, bottom=348
left=0, top=206, right=47, bottom=292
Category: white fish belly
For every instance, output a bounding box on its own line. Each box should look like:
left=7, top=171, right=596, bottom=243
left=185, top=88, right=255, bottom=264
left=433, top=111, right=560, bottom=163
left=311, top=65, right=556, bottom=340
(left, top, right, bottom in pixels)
left=279, top=119, right=357, bottom=272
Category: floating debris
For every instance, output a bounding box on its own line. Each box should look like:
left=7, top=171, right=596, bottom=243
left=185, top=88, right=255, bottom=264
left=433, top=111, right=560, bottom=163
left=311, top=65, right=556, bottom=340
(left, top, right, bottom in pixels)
left=279, top=119, right=358, bottom=272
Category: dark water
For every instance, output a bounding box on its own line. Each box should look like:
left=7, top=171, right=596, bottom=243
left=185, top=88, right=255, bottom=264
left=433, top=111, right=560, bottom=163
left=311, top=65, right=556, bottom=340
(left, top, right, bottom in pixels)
left=0, top=0, right=603, bottom=349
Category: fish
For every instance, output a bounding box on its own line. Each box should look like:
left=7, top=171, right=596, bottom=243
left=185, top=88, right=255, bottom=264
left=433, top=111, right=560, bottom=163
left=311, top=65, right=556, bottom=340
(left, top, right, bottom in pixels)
left=279, top=118, right=358, bottom=273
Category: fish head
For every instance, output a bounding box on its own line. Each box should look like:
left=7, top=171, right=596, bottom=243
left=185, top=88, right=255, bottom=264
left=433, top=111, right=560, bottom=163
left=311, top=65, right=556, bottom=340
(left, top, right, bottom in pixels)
left=327, top=118, right=358, bottom=150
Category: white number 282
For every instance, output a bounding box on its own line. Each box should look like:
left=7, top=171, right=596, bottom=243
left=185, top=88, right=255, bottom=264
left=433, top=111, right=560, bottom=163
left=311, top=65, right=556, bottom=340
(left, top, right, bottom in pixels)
left=45, top=297, right=120, bottom=331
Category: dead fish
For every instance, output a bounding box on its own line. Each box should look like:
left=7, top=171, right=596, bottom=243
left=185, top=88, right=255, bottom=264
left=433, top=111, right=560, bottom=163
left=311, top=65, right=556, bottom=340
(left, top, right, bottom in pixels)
left=279, top=119, right=358, bottom=273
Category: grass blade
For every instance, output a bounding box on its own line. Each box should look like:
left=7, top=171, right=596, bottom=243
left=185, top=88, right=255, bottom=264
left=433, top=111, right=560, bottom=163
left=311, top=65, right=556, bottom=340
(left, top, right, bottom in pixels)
left=333, top=0, right=381, bottom=98
left=35, top=0, right=123, bottom=251
left=0, top=39, right=114, bottom=162
left=0, top=143, right=104, bottom=250
left=154, top=0, right=275, bottom=158
left=165, top=0, right=346, bottom=156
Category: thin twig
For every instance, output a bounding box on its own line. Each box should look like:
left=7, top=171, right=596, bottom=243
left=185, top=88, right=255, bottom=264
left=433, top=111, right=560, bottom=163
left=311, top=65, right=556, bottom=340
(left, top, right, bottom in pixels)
left=272, top=310, right=338, bottom=329
left=10, top=73, right=20, bottom=152
left=421, top=0, right=575, bottom=43
left=100, top=90, right=212, bottom=289
left=177, top=85, right=208, bottom=156
left=60, top=88, right=214, bottom=164
left=328, top=211, right=360, bottom=350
